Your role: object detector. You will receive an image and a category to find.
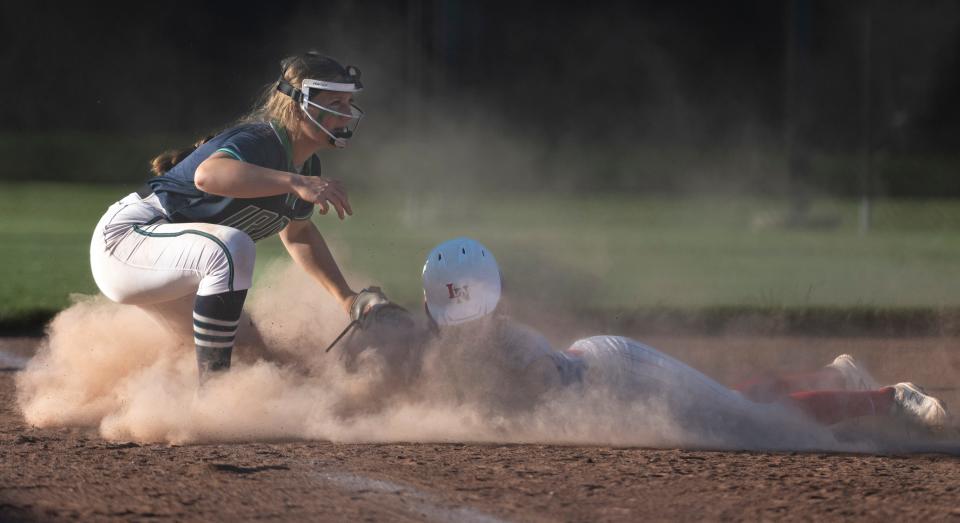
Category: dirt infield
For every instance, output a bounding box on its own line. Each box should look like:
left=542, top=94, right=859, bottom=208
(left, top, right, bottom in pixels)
left=2, top=335, right=959, bottom=521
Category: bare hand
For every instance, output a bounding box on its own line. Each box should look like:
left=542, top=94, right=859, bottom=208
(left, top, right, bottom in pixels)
left=290, top=176, right=353, bottom=219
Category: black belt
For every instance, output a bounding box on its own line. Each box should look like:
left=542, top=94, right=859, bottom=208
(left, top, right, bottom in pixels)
left=136, top=184, right=153, bottom=198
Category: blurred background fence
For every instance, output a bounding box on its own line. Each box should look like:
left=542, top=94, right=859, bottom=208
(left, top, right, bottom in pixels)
left=3, top=1, right=960, bottom=331
left=3, top=1, right=960, bottom=196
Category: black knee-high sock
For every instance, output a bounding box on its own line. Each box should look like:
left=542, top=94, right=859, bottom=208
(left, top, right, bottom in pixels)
left=193, top=289, right=247, bottom=382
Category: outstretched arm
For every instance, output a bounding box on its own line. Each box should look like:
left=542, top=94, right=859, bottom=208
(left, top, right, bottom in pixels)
left=280, top=219, right=356, bottom=312
left=196, top=153, right=352, bottom=219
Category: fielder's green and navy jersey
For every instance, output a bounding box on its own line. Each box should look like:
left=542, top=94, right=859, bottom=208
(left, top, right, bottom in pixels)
left=145, top=121, right=318, bottom=242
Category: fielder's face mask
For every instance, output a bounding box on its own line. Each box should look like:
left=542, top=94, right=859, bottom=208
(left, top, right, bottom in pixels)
left=277, top=66, right=364, bottom=148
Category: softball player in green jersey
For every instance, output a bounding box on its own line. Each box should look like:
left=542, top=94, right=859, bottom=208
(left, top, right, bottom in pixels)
left=90, top=52, right=390, bottom=383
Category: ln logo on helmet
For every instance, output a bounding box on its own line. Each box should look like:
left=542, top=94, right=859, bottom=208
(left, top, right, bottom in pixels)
left=446, top=283, right=470, bottom=302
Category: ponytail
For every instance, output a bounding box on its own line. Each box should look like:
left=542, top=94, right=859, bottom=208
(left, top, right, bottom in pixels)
left=149, top=134, right=215, bottom=176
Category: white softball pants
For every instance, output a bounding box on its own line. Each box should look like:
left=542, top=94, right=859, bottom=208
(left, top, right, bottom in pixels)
left=90, top=192, right=256, bottom=305
left=568, top=336, right=766, bottom=417
left=567, top=336, right=820, bottom=447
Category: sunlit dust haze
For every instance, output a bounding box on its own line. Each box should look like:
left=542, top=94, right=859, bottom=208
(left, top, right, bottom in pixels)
left=15, top=260, right=953, bottom=453
left=13, top=3, right=960, bottom=453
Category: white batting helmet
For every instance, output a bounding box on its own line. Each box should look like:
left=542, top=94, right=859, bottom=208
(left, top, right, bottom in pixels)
left=422, top=237, right=501, bottom=327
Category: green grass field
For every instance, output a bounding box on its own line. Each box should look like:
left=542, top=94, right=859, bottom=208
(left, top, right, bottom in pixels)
left=2, top=182, right=960, bottom=327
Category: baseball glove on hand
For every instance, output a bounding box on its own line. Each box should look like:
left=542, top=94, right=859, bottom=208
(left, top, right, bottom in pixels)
left=349, top=287, right=414, bottom=330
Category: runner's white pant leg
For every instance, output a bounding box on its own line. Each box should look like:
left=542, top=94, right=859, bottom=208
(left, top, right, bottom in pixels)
left=568, top=336, right=758, bottom=416
left=90, top=194, right=256, bottom=306
left=568, top=336, right=832, bottom=449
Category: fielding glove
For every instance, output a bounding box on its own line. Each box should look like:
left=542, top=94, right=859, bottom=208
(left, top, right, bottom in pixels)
left=351, top=287, right=415, bottom=329
left=326, top=287, right=416, bottom=355
left=349, top=286, right=391, bottom=323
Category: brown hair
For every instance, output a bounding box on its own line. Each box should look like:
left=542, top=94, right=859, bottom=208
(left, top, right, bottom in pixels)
left=149, top=51, right=353, bottom=176
left=149, top=134, right=214, bottom=176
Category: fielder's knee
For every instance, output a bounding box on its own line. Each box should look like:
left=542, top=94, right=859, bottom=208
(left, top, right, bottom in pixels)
left=199, top=229, right=255, bottom=295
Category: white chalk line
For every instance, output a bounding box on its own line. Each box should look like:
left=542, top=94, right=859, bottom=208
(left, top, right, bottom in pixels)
left=315, top=469, right=510, bottom=523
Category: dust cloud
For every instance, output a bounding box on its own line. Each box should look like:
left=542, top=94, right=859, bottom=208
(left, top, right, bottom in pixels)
left=13, top=261, right=944, bottom=453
